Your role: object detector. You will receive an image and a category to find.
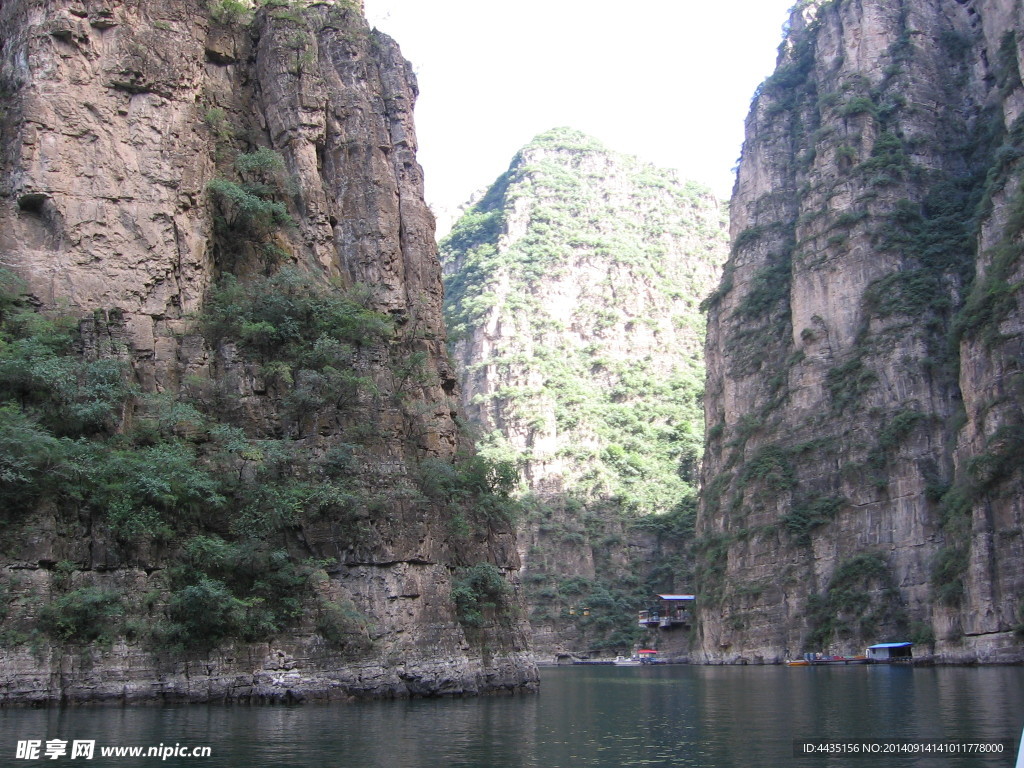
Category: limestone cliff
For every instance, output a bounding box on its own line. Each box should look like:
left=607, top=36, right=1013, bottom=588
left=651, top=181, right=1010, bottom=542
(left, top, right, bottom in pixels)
left=0, top=0, right=536, bottom=702
left=699, top=0, right=1024, bottom=663
left=441, top=128, right=727, bottom=657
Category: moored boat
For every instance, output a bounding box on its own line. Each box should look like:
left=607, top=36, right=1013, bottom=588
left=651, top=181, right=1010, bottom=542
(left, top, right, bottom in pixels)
left=787, top=654, right=869, bottom=666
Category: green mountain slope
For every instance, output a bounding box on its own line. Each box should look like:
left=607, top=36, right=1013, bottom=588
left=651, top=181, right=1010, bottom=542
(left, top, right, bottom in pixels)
left=441, top=127, right=728, bottom=656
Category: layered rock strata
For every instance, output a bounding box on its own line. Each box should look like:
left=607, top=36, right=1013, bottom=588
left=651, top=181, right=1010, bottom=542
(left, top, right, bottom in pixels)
left=698, top=0, right=1024, bottom=663
left=0, top=0, right=536, bottom=702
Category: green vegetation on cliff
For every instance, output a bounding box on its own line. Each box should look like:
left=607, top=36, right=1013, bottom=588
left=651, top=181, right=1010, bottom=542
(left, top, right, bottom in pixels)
left=0, top=268, right=515, bottom=653
left=442, top=128, right=721, bottom=514
left=697, top=0, right=1024, bottom=659
left=441, top=127, right=727, bottom=653
left=0, top=0, right=535, bottom=701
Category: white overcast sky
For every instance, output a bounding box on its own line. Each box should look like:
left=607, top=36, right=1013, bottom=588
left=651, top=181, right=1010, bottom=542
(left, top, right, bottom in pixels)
left=362, top=0, right=796, bottom=225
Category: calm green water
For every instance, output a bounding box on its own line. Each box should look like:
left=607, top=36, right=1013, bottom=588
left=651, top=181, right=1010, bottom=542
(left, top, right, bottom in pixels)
left=2, top=665, right=1022, bottom=767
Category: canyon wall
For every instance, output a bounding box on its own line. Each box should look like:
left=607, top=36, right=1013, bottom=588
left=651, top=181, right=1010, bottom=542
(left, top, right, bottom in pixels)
left=441, top=128, right=727, bottom=658
left=698, top=0, right=1024, bottom=663
left=0, top=0, right=536, bottom=702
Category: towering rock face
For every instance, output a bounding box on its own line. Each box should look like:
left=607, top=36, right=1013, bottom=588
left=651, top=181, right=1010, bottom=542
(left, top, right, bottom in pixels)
left=699, top=0, right=1024, bottom=663
left=0, top=0, right=536, bottom=701
left=441, top=128, right=727, bottom=657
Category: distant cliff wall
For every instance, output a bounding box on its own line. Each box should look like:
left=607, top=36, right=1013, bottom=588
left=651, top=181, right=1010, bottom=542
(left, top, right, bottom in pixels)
left=698, top=0, right=1024, bottom=663
left=0, top=0, right=536, bottom=702
left=441, top=128, right=727, bottom=658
